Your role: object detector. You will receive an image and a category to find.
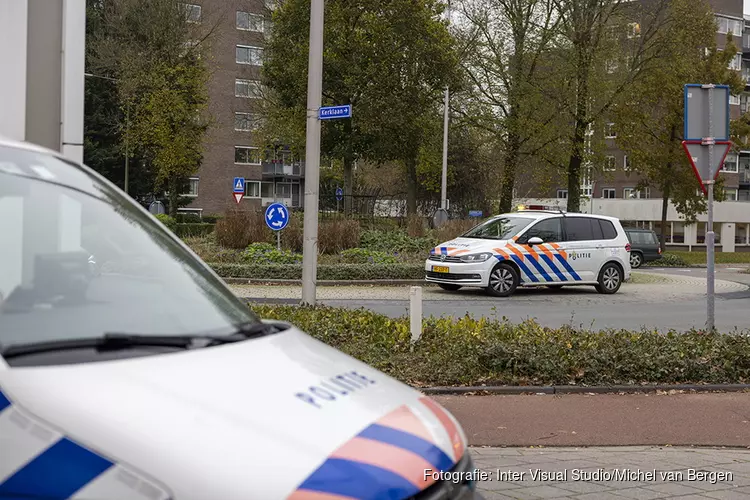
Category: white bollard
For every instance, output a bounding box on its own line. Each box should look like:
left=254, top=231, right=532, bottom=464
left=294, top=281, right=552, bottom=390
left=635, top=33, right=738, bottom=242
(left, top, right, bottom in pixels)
left=409, top=286, right=422, bottom=343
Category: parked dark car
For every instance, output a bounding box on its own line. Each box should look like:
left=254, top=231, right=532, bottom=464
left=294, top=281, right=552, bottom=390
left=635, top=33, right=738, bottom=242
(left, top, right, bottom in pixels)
left=625, top=228, right=662, bottom=269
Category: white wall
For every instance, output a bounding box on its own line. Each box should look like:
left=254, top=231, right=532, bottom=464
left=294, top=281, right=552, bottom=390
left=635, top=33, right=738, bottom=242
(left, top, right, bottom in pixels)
left=0, top=0, right=28, bottom=141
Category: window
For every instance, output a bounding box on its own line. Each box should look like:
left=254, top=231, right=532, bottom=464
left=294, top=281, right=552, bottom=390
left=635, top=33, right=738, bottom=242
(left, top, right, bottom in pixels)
left=722, top=153, right=739, bottom=172
left=624, top=155, right=631, bottom=171
left=261, top=182, right=274, bottom=198
left=627, top=22, right=641, bottom=38
left=557, top=189, right=568, bottom=199
left=605, top=123, right=616, bottom=138
left=729, top=54, right=742, bottom=71
left=604, top=156, right=616, bottom=171
left=462, top=217, right=534, bottom=240
left=235, top=146, right=261, bottom=164
left=181, top=3, right=201, bottom=23
left=724, top=188, right=738, bottom=201
left=235, top=79, right=262, bottom=99
left=236, top=11, right=264, bottom=32
left=730, top=94, right=741, bottom=105
left=564, top=217, right=600, bottom=241
left=184, top=177, right=199, bottom=196
left=236, top=45, right=263, bottom=66
left=602, top=188, right=617, bottom=199
left=623, top=188, right=636, bottom=199
left=716, top=16, right=741, bottom=36
left=599, top=220, right=618, bottom=240
left=521, top=217, right=563, bottom=243
left=234, top=112, right=254, bottom=131
left=244, top=180, right=260, bottom=198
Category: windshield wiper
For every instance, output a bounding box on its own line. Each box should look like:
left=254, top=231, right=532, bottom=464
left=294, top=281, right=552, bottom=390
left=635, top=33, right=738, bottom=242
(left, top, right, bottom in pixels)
left=0, top=322, right=287, bottom=359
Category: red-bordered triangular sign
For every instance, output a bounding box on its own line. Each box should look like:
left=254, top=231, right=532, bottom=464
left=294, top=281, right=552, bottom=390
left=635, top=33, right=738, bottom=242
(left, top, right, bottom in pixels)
left=233, top=192, right=243, bottom=204
left=681, top=140, right=732, bottom=195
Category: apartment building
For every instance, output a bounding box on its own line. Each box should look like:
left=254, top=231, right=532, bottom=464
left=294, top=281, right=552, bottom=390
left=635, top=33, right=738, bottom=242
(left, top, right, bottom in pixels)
left=179, top=0, right=304, bottom=217
left=519, top=0, right=750, bottom=252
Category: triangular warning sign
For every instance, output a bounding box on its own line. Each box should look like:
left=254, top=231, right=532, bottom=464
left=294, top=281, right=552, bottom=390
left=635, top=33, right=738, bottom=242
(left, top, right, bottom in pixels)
left=235, top=179, right=243, bottom=190
left=681, top=140, right=732, bottom=195
left=233, top=192, right=243, bottom=204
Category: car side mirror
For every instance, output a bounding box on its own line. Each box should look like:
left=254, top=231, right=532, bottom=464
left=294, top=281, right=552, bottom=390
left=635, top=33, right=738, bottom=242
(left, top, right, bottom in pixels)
left=527, top=237, right=544, bottom=246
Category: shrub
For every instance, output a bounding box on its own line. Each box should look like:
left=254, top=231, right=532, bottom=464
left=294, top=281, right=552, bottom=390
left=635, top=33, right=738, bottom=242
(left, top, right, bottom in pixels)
left=318, top=218, right=361, bottom=254
left=215, top=210, right=271, bottom=249
left=360, top=230, right=437, bottom=254
left=340, top=248, right=398, bottom=264
left=280, top=212, right=304, bottom=253
left=154, top=214, right=177, bottom=232
left=243, top=242, right=302, bottom=265
left=211, top=262, right=424, bottom=280
left=406, top=215, right=427, bottom=238
left=430, top=219, right=479, bottom=244
left=645, top=253, right=688, bottom=267
left=175, top=223, right=215, bottom=238
left=249, top=305, right=750, bottom=387
left=184, top=235, right=244, bottom=263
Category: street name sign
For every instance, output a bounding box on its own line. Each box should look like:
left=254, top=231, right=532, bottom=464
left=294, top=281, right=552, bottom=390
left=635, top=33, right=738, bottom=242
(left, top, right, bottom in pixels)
left=319, top=105, right=352, bottom=120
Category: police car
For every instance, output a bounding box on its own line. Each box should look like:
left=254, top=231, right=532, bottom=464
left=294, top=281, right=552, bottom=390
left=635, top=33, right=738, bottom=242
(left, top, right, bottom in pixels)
left=425, top=208, right=632, bottom=297
left=0, top=137, right=482, bottom=500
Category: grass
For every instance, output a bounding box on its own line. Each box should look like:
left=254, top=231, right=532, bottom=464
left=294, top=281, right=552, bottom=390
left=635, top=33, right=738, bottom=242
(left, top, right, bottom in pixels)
left=667, top=251, right=750, bottom=265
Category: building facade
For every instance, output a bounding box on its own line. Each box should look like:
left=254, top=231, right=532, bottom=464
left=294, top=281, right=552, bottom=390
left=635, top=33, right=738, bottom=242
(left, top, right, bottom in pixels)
left=180, top=0, right=304, bottom=218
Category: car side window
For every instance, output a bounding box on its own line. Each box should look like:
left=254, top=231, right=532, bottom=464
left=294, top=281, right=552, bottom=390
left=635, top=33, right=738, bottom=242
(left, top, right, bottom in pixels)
left=521, top=218, right=562, bottom=243
left=565, top=218, right=596, bottom=241
left=599, top=220, right=617, bottom=240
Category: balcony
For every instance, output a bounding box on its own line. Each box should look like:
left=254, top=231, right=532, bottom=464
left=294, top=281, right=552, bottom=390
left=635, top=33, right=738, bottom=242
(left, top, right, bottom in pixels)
left=261, top=161, right=305, bottom=179
left=744, top=33, right=750, bottom=57
left=740, top=169, right=750, bottom=186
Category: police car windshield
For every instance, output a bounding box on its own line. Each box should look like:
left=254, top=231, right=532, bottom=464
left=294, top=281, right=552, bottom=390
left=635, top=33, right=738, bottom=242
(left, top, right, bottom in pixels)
left=0, top=144, right=259, bottom=351
left=462, top=216, right=532, bottom=240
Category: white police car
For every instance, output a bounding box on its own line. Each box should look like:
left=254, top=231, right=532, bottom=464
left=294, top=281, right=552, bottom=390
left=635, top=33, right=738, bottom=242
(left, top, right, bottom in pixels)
left=0, top=137, right=482, bottom=500
left=425, top=210, right=632, bottom=297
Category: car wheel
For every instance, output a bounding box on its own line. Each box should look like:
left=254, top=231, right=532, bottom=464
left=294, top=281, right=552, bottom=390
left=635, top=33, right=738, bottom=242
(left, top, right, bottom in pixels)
left=486, top=263, right=520, bottom=297
left=630, top=252, right=643, bottom=269
left=438, top=283, right=462, bottom=291
left=595, top=262, right=623, bottom=294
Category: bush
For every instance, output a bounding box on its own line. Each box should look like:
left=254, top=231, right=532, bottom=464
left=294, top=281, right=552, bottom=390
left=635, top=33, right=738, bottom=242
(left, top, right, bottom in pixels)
left=243, top=242, right=302, bottom=265
left=360, top=230, right=437, bottom=254
left=175, top=223, right=215, bottom=238
left=645, top=253, right=688, bottom=267
left=215, top=210, right=271, bottom=249
left=249, top=305, right=750, bottom=387
left=431, top=219, right=479, bottom=244
left=406, top=215, right=427, bottom=238
left=211, top=262, right=424, bottom=280
left=340, top=248, right=399, bottom=264
left=318, top=218, right=361, bottom=254
left=154, top=214, right=177, bottom=232
left=184, top=235, right=244, bottom=263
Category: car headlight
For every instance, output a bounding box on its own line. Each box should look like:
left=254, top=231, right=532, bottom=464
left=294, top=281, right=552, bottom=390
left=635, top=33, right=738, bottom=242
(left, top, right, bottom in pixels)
left=460, top=252, right=493, bottom=263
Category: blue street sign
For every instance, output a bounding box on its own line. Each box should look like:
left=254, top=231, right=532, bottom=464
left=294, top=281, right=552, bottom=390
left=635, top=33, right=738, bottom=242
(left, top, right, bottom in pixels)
left=335, top=187, right=344, bottom=201
left=233, top=177, right=245, bottom=193
left=319, top=105, right=352, bottom=120
left=265, top=202, right=289, bottom=231
left=469, top=210, right=483, bottom=218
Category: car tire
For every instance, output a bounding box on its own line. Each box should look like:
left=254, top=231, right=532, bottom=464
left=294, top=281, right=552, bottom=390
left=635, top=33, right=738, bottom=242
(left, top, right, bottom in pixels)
left=438, top=283, right=462, bottom=291
left=595, top=262, right=623, bottom=294
left=486, top=263, right=520, bottom=297
left=630, top=251, right=643, bottom=269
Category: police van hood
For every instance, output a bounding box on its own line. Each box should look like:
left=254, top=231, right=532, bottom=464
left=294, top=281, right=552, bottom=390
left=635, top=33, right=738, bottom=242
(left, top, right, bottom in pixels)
left=432, top=237, right=508, bottom=255
left=0, top=326, right=467, bottom=500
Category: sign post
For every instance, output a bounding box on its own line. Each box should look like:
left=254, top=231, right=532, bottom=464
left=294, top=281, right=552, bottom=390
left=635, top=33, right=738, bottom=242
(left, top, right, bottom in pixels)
left=265, top=202, right=290, bottom=251
left=682, top=83, right=731, bottom=332
left=232, top=177, right=245, bottom=205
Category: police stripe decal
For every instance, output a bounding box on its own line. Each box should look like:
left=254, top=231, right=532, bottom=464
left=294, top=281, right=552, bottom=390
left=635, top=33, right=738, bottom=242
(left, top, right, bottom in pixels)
left=0, top=392, right=9, bottom=413
left=358, top=424, right=454, bottom=472
left=299, top=458, right=420, bottom=499
left=509, top=255, right=539, bottom=282
left=524, top=254, right=555, bottom=282
left=554, top=254, right=582, bottom=281
left=0, top=438, right=113, bottom=499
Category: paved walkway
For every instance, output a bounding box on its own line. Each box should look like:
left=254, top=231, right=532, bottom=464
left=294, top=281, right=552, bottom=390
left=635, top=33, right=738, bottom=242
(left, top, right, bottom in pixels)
left=468, top=446, right=750, bottom=499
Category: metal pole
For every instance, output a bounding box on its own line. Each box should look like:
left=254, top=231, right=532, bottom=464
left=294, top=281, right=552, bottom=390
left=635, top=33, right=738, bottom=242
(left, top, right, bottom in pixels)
left=301, top=0, right=324, bottom=306
left=277, top=230, right=281, bottom=251
left=441, top=86, right=449, bottom=210
left=706, top=85, right=715, bottom=332
left=124, top=105, right=130, bottom=195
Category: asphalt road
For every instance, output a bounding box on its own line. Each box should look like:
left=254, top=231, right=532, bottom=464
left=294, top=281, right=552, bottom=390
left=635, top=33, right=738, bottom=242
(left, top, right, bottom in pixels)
left=236, top=270, right=750, bottom=333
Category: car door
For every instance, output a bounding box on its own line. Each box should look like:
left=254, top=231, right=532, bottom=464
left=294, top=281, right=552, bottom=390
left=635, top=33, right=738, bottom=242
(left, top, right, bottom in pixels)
left=558, top=217, right=602, bottom=282
left=514, top=217, right=569, bottom=283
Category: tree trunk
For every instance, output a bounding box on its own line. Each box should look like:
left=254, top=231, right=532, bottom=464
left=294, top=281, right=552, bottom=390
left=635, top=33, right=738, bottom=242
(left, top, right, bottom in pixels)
left=660, top=182, right=670, bottom=253
left=499, top=130, right=520, bottom=214
left=566, top=118, right=586, bottom=213
left=343, top=155, right=353, bottom=216
left=405, top=155, right=418, bottom=216
left=168, top=177, right=179, bottom=218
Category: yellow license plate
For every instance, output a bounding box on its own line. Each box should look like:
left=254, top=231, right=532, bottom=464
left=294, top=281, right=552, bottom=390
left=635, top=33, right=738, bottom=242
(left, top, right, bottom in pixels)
left=432, top=266, right=450, bottom=273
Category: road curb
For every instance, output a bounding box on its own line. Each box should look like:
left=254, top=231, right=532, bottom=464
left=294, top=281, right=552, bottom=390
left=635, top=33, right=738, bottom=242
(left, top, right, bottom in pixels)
left=420, top=384, right=750, bottom=395
left=223, top=278, right=432, bottom=286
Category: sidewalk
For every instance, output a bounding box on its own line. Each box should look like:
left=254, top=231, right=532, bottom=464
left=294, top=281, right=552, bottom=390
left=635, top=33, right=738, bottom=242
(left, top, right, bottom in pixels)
left=435, top=393, right=750, bottom=447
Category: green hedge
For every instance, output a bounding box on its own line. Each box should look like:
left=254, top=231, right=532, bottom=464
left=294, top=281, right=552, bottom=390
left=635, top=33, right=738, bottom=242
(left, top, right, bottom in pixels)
left=211, top=262, right=424, bottom=280
left=643, top=253, right=688, bottom=267
left=251, top=305, right=750, bottom=387
left=175, top=223, right=215, bottom=238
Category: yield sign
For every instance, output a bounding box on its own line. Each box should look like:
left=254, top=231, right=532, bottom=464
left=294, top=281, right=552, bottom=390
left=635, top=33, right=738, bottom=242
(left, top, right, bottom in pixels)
left=681, top=140, right=732, bottom=195
left=233, top=192, right=243, bottom=204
